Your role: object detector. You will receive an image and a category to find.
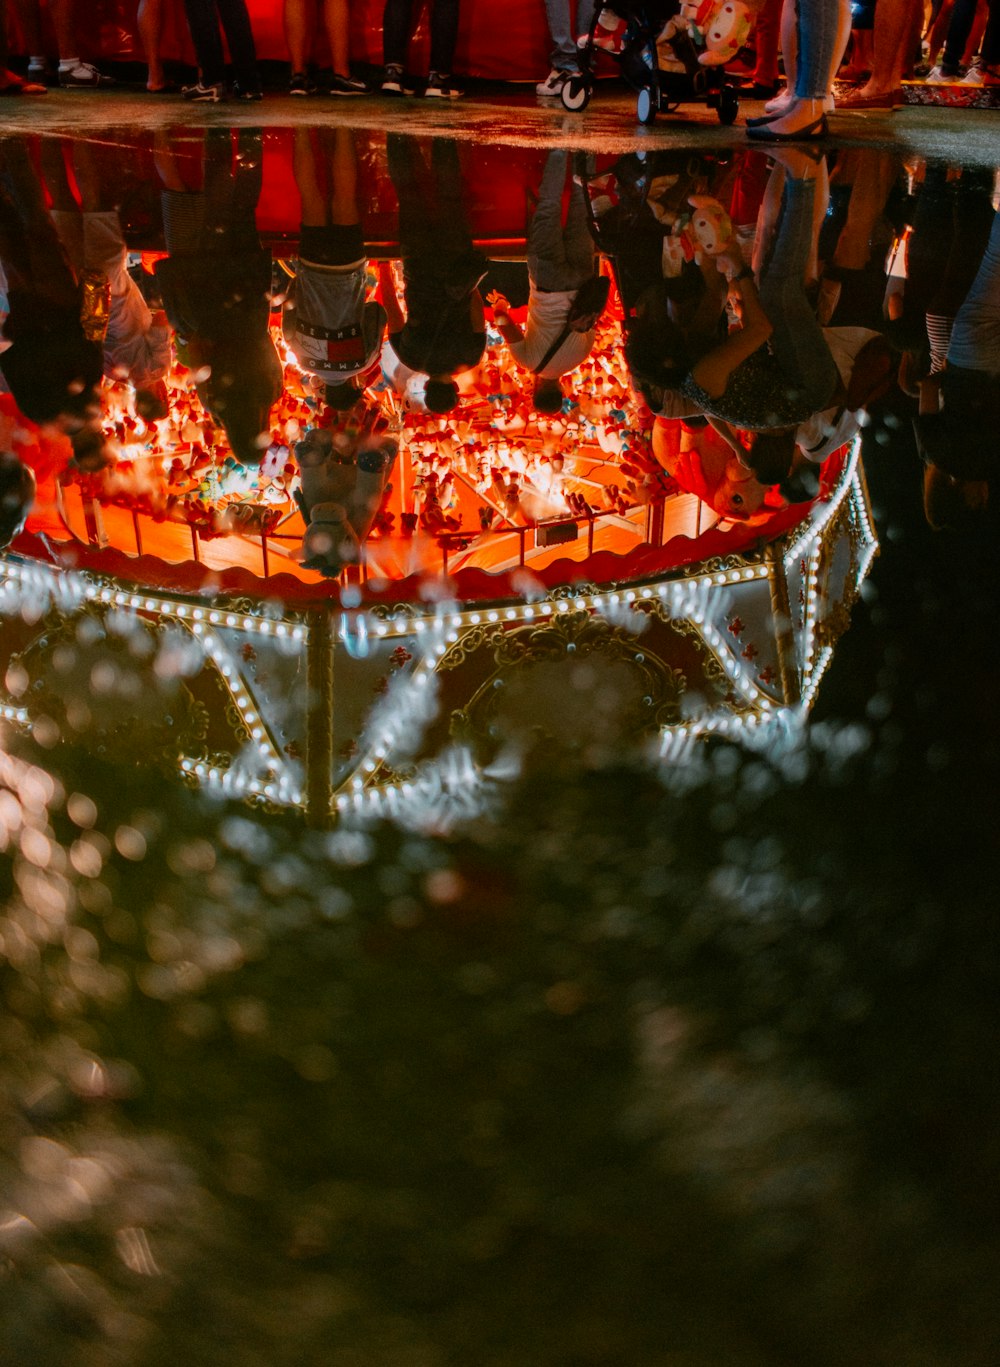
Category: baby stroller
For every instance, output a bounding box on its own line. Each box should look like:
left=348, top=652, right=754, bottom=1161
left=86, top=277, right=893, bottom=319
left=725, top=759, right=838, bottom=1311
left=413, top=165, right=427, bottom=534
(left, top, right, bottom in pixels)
left=561, top=0, right=744, bottom=126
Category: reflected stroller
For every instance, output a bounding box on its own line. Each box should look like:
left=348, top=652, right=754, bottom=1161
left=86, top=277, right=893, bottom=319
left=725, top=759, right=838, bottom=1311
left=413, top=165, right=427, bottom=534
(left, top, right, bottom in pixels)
left=561, top=0, right=743, bottom=126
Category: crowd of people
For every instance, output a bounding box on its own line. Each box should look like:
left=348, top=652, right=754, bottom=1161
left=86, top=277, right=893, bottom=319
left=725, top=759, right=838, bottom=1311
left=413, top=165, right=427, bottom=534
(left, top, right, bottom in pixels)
left=2, top=121, right=997, bottom=585
left=0, top=0, right=997, bottom=110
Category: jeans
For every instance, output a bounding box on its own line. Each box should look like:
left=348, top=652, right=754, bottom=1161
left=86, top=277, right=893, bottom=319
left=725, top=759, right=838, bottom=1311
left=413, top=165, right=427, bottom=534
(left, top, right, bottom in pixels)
left=527, top=150, right=595, bottom=292
left=796, top=0, right=849, bottom=100
left=182, top=0, right=259, bottom=88
left=545, top=0, right=597, bottom=73
left=759, top=176, right=839, bottom=414
left=948, top=209, right=1000, bottom=374
left=383, top=0, right=461, bottom=73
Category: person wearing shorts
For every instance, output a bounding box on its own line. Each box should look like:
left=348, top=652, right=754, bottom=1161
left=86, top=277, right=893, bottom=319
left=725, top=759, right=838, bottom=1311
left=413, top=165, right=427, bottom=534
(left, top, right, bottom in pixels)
left=282, top=129, right=387, bottom=410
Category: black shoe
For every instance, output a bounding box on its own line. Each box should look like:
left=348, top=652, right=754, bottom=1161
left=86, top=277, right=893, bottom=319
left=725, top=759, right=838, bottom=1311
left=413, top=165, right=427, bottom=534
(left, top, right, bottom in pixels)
left=289, top=71, right=314, bottom=95
left=329, top=72, right=368, bottom=95
left=747, top=113, right=829, bottom=143
left=233, top=82, right=263, bottom=101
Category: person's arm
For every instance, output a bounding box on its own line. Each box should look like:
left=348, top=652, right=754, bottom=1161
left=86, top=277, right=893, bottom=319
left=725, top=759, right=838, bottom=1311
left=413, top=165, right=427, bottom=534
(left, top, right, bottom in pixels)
left=487, top=291, right=523, bottom=345
left=689, top=272, right=772, bottom=399
left=378, top=261, right=406, bottom=333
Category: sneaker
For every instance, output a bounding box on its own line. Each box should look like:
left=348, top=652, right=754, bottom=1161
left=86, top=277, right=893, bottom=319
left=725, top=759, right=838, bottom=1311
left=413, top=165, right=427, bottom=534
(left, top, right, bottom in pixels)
left=380, top=64, right=406, bottom=95
left=232, top=82, right=263, bottom=101
left=925, top=65, right=961, bottom=84
left=182, top=81, right=224, bottom=102
left=59, top=60, right=114, bottom=88
left=289, top=71, right=314, bottom=95
left=536, top=67, right=571, bottom=96
left=961, top=63, right=1000, bottom=85
left=330, top=72, right=368, bottom=95
left=424, top=71, right=463, bottom=98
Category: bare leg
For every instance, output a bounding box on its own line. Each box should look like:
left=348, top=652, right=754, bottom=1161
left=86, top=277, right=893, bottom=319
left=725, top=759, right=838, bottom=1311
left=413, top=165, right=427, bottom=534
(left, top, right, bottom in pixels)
left=323, top=126, right=358, bottom=224
left=764, top=0, right=798, bottom=111
left=138, top=0, right=166, bottom=89
left=324, top=0, right=350, bottom=77
left=293, top=127, right=327, bottom=225
left=846, top=0, right=922, bottom=100
left=50, top=0, right=76, bottom=59
left=284, top=0, right=314, bottom=74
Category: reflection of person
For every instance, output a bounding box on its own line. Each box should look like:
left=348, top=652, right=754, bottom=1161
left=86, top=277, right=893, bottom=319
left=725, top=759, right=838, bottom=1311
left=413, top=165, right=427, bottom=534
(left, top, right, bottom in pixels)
left=293, top=408, right=397, bottom=576
left=282, top=129, right=386, bottom=411
left=679, top=158, right=839, bottom=452
left=490, top=149, right=600, bottom=416
left=0, top=138, right=104, bottom=435
left=913, top=207, right=1000, bottom=526
left=380, top=136, right=486, bottom=415
left=40, top=139, right=171, bottom=406
left=154, top=129, right=281, bottom=464
left=284, top=0, right=367, bottom=93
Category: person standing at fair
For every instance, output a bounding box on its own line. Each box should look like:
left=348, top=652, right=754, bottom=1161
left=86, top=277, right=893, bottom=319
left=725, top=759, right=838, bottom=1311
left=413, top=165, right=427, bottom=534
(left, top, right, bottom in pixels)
left=284, top=0, right=367, bottom=95
left=747, top=0, right=851, bottom=140
left=535, top=0, right=597, bottom=97
left=180, top=0, right=262, bottom=101
left=16, top=0, right=114, bottom=86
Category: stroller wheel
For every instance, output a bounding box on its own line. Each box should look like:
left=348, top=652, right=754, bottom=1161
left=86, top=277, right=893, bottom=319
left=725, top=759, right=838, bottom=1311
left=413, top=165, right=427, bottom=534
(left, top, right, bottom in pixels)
left=636, top=86, right=657, bottom=124
left=561, top=76, right=591, bottom=112
left=717, top=83, right=739, bottom=125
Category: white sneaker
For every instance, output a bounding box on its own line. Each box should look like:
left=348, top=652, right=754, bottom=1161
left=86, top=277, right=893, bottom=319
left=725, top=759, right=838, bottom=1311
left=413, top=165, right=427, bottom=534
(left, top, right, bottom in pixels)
left=925, top=65, right=960, bottom=84
left=960, top=63, right=1000, bottom=86
left=536, top=67, right=571, bottom=96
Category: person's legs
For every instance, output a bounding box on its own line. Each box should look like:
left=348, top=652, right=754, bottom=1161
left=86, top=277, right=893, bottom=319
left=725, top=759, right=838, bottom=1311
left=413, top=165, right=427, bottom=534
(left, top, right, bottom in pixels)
left=948, top=209, right=1000, bottom=373
left=428, top=0, right=460, bottom=75
left=138, top=0, right=167, bottom=89
left=759, top=165, right=839, bottom=413
left=752, top=0, right=783, bottom=86
left=527, top=150, right=571, bottom=287
left=293, top=129, right=326, bottom=226
left=214, top=0, right=259, bottom=90
left=543, top=0, right=581, bottom=74
left=183, top=0, right=226, bottom=84
left=323, top=0, right=351, bottom=76
left=284, top=0, right=314, bottom=75
left=752, top=0, right=848, bottom=132
left=842, top=0, right=922, bottom=101
left=382, top=0, right=413, bottom=68
left=324, top=127, right=360, bottom=224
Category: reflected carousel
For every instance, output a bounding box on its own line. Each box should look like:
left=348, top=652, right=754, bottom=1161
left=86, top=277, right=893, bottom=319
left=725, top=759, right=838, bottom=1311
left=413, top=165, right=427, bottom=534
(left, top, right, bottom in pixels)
left=0, top=133, right=878, bottom=825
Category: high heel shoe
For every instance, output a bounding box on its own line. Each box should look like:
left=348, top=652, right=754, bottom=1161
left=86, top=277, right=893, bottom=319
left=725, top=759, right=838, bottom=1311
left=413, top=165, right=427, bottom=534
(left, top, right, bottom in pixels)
left=747, top=113, right=829, bottom=143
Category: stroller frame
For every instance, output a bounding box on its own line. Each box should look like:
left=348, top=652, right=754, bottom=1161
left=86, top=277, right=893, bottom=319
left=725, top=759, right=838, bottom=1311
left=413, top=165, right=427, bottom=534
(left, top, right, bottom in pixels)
left=560, top=0, right=741, bottom=126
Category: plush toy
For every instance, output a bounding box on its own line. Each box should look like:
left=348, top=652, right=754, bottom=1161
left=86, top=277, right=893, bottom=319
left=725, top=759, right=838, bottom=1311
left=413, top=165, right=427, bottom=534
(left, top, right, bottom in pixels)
left=700, top=1, right=752, bottom=65
left=661, top=196, right=734, bottom=276
left=588, top=5, right=631, bottom=55
left=656, top=0, right=752, bottom=70
left=686, top=195, right=735, bottom=254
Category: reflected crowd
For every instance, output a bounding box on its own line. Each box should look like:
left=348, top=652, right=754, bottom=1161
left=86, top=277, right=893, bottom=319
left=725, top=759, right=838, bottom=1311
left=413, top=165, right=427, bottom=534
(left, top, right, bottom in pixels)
left=1, top=129, right=997, bottom=585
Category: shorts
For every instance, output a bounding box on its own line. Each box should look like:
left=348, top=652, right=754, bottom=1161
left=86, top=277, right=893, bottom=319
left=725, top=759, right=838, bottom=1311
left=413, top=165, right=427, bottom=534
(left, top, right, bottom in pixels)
left=298, top=224, right=365, bottom=269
